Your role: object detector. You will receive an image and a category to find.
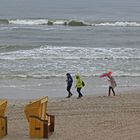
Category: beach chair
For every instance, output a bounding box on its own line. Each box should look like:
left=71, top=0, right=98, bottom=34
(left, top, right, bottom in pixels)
left=0, top=100, right=7, bottom=138
left=24, top=96, right=55, bottom=139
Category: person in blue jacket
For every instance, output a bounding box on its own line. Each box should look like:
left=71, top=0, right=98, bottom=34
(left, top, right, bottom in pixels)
left=66, top=73, right=73, bottom=98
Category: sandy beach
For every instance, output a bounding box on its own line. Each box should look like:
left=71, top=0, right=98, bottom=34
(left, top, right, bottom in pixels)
left=2, top=89, right=140, bottom=140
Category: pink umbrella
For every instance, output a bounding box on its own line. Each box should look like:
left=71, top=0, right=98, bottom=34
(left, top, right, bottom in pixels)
left=99, top=71, right=112, bottom=78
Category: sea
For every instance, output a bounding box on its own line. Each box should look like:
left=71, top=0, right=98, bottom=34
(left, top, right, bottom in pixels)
left=0, top=0, right=140, bottom=98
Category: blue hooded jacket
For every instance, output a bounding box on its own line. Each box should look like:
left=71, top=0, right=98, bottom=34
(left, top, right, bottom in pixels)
left=66, top=73, right=73, bottom=86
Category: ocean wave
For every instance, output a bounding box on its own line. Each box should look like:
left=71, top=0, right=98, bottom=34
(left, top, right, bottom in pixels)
left=0, top=46, right=140, bottom=60
left=0, top=56, right=140, bottom=61
left=0, top=46, right=140, bottom=80
left=95, top=21, right=140, bottom=27
left=9, top=19, right=49, bottom=25
left=0, top=19, right=9, bottom=24
left=1, top=18, right=140, bottom=27
left=0, top=45, right=39, bottom=52
left=0, top=73, right=140, bottom=80
left=8, top=19, right=89, bottom=26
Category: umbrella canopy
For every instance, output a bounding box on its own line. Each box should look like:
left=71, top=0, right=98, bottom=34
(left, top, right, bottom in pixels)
left=99, top=71, right=112, bottom=78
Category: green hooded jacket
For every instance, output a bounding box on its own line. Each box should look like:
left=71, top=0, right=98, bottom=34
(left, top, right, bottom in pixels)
left=75, top=74, right=83, bottom=88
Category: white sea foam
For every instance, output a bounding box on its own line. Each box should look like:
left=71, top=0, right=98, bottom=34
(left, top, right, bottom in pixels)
left=95, top=21, right=140, bottom=27
left=53, top=20, right=67, bottom=25
left=8, top=19, right=140, bottom=27
left=0, top=46, right=140, bottom=78
left=9, top=19, right=49, bottom=25
left=0, top=46, right=140, bottom=60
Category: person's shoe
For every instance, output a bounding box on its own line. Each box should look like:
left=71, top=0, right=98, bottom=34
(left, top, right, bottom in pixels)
left=70, top=93, right=73, bottom=97
left=80, top=94, right=83, bottom=98
left=66, top=95, right=70, bottom=98
left=77, top=96, right=82, bottom=99
left=66, top=93, right=73, bottom=98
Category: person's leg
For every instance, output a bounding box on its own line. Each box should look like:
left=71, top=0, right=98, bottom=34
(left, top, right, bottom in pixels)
left=67, top=85, right=72, bottom=98
left=69, top=85, right=73, bottom=96
left=111, top=87, right=116, bottom=96
left=77, top=88, right=83, bottom=98
left=108, top=86, right=111, bottom=96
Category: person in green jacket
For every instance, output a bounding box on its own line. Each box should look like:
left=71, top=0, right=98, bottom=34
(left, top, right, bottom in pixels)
left=75, top=74, right=84, bottom=99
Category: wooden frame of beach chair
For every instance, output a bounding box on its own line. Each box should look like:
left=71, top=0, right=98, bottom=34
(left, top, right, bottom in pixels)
left=24, top=96, right=55, bottom=139
left=0, top=100, right=7, bottom=138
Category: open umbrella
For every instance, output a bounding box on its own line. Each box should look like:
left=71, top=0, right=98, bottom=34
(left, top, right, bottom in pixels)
left=99, top=71, right=112, bottom=78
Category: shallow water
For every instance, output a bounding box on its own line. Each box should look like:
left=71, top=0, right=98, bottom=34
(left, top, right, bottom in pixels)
left=0, top=0, right=140, bottom=93
left=0, top=77, right=139, bottom=99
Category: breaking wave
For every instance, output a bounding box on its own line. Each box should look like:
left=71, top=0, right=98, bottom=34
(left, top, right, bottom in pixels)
left=0, top=19, right=140, bottom=27
left=0, top=45, right=140, bottom=79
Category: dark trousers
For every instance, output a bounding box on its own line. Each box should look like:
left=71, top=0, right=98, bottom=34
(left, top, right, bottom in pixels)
left=77, top=88, right=83, bottom=97
left=108, top=86, right=115, bottom=96
left=67, top=85, right=72, bottom=95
